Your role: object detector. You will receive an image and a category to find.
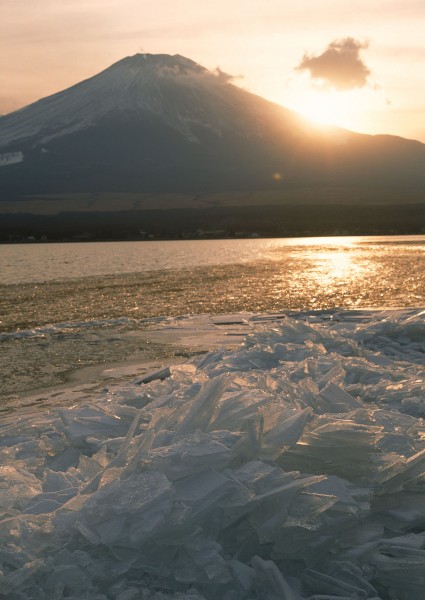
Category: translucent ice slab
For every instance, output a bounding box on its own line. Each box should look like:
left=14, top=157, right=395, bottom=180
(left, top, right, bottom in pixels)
left=0, top=309, right=424, bottom=599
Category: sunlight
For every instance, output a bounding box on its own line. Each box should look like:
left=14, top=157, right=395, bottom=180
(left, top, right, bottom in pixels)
left=298, top=247, right=369, bottom=306
left=296, top=90, right=354, bottom=127
left=320, top=251, right=357, bottom=279
left=290, top=236, right=360, bottom=247
left=278, top=76, right=392, bottom=135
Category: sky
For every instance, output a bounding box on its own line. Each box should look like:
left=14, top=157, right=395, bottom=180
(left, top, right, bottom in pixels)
left=1, top=0, right=425, bottom=143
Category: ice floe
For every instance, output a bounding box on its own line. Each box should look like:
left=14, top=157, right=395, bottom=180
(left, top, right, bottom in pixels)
left=0, top=309, right=424, bottom=599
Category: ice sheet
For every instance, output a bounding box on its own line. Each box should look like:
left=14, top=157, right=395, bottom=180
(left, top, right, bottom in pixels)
left=0, top=309, right=424, bottom=599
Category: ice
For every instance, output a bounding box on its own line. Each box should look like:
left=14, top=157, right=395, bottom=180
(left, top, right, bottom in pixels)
left=146, top=431, right=235, bottom=480
left=302, top=568, right=370, bottom=598
left=0, top=466, right=42, bottom=510
left=136, top=366, right=171, bottom=384
left=251, top=555, right=297, bottom=599
left=59, top=404, right=129, bottom=446
left=42, top=469, right=79, bottom=492
left=0, top=309, right=424, bottom=599
left=317, top=381, right=363, bottom=413
left=174, top=374, right=231, bottom=436
left=0, top=559, right=44, bottom=596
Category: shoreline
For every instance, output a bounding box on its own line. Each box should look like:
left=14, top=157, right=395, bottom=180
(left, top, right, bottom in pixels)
left=0, top=312, right=255, bottom=413
left=2, top=308, right=421, bottom=414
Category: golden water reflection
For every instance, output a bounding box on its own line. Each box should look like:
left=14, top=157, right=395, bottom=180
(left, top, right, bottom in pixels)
left=285, top=236, right=361, bottom=247
left=2, top=236, right=424, bottom=334
left=302, top=248, right=365, bottom=280
left=267, top=236, right=421, bottom=310
left=2, top=236, right=424, bottom=399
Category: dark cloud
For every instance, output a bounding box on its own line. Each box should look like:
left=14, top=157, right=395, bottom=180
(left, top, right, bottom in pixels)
left=296, top=37, right=371, bottom=90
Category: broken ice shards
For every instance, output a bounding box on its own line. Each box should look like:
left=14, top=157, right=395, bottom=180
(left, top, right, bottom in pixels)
left=1, top=310, right=425, bottom=599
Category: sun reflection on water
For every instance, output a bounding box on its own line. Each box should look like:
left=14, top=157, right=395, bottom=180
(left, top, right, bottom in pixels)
left=287, top=236, right=361, bottom=247
left=268, top=237, right=381, bottom=310
left=314, top=250, right=361, bottom=280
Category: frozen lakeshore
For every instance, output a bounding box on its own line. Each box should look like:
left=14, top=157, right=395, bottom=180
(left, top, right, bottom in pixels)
left=1, top=309, right=425, bottom=599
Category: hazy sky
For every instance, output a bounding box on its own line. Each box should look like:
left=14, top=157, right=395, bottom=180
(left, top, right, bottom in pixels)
left=1, top=0, right=424, bottom=142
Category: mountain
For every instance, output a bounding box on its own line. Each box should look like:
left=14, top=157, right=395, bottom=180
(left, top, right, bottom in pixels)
left=1, top=54, right=425, bottom=239
left=1, top=52, right=425, bottom=198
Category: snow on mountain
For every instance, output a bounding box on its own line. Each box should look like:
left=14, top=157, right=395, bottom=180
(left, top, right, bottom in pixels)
left=0, top=54, right=302, bottom=151
left=0, top=53, right=424, bottom=197
left=0, top=151, right=23, bottom=167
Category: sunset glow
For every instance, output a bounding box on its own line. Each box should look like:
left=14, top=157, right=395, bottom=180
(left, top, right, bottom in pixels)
left=295, top=91, right=355, bottom=127
left=0, top=1, right=424, bottom=142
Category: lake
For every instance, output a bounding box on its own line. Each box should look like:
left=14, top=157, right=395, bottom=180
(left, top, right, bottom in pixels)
left=1, top=235, right=424, bottom=404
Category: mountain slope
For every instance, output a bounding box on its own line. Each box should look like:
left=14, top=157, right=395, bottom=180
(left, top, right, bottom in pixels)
left=1, top=53, right=425, bottom=197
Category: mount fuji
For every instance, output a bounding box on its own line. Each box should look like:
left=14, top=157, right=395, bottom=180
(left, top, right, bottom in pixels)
left=1, top=54, right=425, bottom=238
left=1, top=52, right=425, bottom=198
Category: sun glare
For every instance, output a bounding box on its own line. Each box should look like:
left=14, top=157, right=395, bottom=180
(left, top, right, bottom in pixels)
left=296, top=91, right=353, bottom=127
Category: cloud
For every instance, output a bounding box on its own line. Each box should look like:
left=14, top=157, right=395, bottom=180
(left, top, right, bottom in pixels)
left=296, top=37, right=371, bottom=90
left=157, top=61, right=241, bottom=87
left=212, top=67, right=240, bottom=84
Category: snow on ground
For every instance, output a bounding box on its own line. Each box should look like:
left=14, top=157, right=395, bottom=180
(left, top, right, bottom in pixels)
left=0, top=309, right=425, bottom=599
left=0, top=151, right=23, bottom=166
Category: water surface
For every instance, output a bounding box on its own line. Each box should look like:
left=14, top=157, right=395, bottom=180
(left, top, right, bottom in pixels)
left=2, top=235, right=424, bottom=286
left=1, top=235, right=424, bottom=400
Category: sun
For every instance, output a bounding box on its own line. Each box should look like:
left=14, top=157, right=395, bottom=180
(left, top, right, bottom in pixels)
left=296, top=90, right=353, bottom=127
left=276, top=73, right=383, bottom=134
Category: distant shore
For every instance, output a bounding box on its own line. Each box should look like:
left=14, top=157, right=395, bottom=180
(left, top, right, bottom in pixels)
left=2, top=202, right=425, bottom=242
left=1, top=186, right=424, bottom=242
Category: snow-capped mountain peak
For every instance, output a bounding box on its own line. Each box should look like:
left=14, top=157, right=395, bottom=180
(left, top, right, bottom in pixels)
left=0, top=53, right=261, bottom=149
left=1, top=53, right=424, bottom=196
